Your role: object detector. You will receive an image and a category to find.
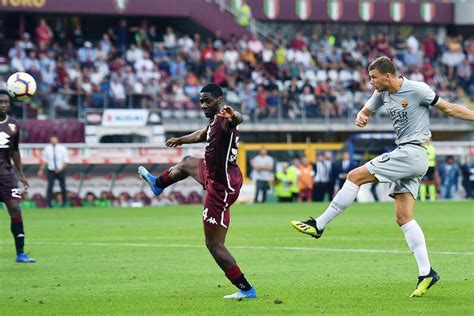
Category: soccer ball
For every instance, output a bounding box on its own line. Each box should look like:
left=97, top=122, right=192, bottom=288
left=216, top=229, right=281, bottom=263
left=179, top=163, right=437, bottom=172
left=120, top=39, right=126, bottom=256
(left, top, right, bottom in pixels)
left=7, top=72, right=37, bottom=101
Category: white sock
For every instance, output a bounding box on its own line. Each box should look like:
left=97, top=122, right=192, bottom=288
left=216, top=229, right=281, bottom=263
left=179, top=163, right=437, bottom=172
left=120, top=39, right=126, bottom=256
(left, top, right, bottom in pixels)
left=401, top=219, right=431, bottom=276
left=316, top=180, right=359, bottom=230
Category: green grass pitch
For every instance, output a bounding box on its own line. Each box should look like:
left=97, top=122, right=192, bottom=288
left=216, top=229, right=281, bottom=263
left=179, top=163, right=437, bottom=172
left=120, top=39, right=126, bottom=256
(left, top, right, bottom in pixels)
left=1, top=201, right=473, bottom=315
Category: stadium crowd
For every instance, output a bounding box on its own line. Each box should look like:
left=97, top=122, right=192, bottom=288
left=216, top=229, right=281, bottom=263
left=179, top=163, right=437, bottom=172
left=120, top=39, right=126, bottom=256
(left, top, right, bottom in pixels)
left=1, top=17, right=473, bottom=207
left=2, top=18, right=473, bottom=120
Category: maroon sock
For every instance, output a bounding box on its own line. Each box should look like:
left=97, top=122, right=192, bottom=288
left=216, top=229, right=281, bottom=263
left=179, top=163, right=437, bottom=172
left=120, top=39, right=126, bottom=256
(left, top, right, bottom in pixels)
left=156, top=169, right=175, bottom=188
left=225, top=265, right=252, bottom=291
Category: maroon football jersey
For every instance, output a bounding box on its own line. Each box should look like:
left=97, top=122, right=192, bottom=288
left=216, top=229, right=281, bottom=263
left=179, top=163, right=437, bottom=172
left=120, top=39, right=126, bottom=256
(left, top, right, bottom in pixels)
left=0, top=115, right=19, bottom=178
left=204, top=114, right=239, bottom=188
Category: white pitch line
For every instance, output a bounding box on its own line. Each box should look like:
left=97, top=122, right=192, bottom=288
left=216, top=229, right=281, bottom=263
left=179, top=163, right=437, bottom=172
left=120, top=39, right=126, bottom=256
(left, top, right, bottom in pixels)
left=4, top=240, right=473, bottom=256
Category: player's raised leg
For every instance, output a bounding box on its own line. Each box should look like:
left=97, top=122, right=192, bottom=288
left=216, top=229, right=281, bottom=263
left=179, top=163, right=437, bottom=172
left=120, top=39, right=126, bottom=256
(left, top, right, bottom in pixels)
left=139, top=156, right=203, bottom=195
left=4, top=199, right=35, bottom=263
left=291, top=165, right=377, bottom=237
left=394, top=193, right=439, bottom=297
left=203, top=225, right=256, bottom=299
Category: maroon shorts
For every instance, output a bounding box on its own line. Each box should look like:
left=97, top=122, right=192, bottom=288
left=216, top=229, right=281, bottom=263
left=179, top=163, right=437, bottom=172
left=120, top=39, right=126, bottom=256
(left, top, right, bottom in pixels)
left=0, top=175, right=21, bottom=202
left=298, top=188, right=312, bottom=201
left=199, top=159, right=242, bottom=229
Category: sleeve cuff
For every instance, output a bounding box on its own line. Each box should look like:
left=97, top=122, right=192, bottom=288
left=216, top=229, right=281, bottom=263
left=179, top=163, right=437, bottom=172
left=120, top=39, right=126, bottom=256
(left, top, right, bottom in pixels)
left=430, top=95, right=439, bottom=106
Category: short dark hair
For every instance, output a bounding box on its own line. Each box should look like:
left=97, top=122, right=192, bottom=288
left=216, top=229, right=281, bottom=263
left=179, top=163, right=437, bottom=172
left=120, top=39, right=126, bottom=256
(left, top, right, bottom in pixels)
left=0, top=89, right=10, bottom=97
left=368, top=56, right=396, bottom=75
left=200, top=83, right=223, bottom=98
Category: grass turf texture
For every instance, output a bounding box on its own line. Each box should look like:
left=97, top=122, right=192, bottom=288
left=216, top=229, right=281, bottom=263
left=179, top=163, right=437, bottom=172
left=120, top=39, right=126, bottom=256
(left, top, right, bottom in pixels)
left=1, top=201, right=473, bottom=315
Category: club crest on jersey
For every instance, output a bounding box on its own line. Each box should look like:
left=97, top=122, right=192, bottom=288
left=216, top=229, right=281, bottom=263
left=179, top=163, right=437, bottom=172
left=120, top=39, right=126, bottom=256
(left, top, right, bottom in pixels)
left=401, top=99, right=409, bottom=108
left=8, top=123, right=16, bottom=133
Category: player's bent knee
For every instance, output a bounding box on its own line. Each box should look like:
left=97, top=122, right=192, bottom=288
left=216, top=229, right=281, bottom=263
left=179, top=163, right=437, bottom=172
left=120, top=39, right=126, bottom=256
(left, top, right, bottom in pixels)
left=205, top=240, right=224, bottom=254
left=395, top=204, right=412, bottom=224
left=8, top=207, right=22, bottom=219
left=395, top=213, right=412, bottom=226
left=346, top=168, right=365, bottom=184
left=180, top=155, right=199, bottom=171
left=347, top=167, right=376, bottom=186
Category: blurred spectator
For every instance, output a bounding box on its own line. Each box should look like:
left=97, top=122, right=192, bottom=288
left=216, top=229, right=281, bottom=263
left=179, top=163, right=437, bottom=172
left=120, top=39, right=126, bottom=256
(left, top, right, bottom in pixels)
left=288, top=158, right=301, bottom=202
left=35, top=18, right=53, bottom=49
left=10, top=50, right=25, bottom=72
left=406, top=35, right=419, bottom=53
left=439, top=156, right=460, bottom=199
left=251, top=146, right=274, bottom=203
left=20, top=192, right=37, bottom=209
left=170, top=191, right=186, bottom=204
left=51, top=192, right=72, bottom=208
left=134, top=27, right=151, bottom=49
left=273, top=162, right=293, bottom=203
left=298, top=156, right=314, bottom=202
left=461, top=156, right=474, bottom=199
left=134, top=191, right=151, bottom=206
left=235, top=0, right=251, bottom=28
left=68, top=192, right=82, bottom=207
left=248, top=34, right=263, bottom=55
left=164, top=26, right=177, bottom=56
left=336, top=151, right=357, bottom=189
left=441, top=41, right=465, bottom=81
left=151, top=194, right=173, bottom=206
left=186, top=191, right=203, bottom=204
left=422, top=31, right=437, bottom=62
left=8, top=41, right=25, bottom=60
left=19, top=32, right=35, bottom=51
left=82, top=192, right=98, bottom=207
left=37, top=135, right=70, bottom=207
left=457, top=59, right=472, bottom=95
left=115, top=19, right=129, bottom=53
left=239, top=82, right=257, bottom=119
left=313, top=152, right=334, bottom=202
left=420, top=141, right=437, bottom=202
left=78, top=41, right=96, bottom=65
left=97, top=191, right=113, bottom=208
left=109, top=74, right=126, bottom=106
left=404, top=47, right=421, bottom=67
left=116, top=192, right=132, bottom=207
left=72, top=25, right=84, bottom=48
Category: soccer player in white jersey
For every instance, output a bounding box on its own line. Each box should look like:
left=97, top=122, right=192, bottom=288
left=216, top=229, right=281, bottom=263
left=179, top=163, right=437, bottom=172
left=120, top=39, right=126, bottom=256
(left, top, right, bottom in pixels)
left=291, top=56, right=474, bottom=298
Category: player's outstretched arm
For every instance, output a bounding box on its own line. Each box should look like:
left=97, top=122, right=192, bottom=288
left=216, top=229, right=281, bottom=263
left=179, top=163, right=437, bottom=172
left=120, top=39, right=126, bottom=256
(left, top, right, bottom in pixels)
left=165, top=127, right=208, bottom=147
left=218, top=105, right=243, bottom=126
left=355, top=106, right=373, bottom=127
left=435, top=98, right=474, bottom=121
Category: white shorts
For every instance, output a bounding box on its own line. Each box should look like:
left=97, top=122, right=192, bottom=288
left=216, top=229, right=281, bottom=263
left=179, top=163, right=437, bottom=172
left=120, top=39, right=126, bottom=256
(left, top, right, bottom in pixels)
left=365, top=144, right=428, bottom=199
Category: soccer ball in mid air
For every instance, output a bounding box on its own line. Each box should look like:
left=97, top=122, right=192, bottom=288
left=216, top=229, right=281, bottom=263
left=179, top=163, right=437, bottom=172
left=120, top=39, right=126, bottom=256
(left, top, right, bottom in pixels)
left=7, top=72, right=37, bottom=101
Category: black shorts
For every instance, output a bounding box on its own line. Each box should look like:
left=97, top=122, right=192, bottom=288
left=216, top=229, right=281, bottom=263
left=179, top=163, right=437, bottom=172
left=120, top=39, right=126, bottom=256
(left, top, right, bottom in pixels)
left=0, top=175, right=20, bottom=202
left=423, top=167, right=435, bottom=181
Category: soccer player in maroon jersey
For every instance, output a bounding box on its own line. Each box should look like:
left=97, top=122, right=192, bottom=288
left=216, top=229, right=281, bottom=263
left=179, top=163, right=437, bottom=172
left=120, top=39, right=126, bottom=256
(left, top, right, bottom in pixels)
left=139, top=83, right=255, bottom=299
left=0, top=90, right=35, bottom=263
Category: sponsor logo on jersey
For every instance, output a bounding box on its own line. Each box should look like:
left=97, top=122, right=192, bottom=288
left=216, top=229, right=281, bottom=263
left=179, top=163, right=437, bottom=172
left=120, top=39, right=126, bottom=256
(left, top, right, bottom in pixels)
left=388, top=109, right=408, bottom=125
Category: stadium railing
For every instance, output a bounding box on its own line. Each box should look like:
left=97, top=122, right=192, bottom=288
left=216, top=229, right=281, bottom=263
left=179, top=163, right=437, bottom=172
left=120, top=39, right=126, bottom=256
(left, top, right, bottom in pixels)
left=16, top=91, right=472, bottom=132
